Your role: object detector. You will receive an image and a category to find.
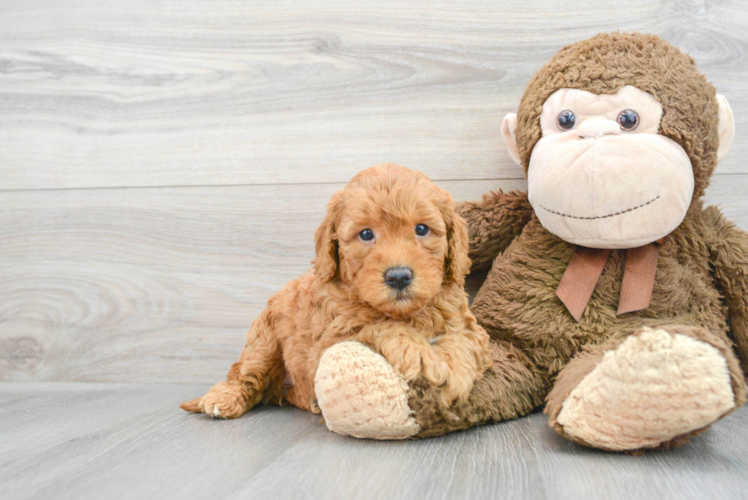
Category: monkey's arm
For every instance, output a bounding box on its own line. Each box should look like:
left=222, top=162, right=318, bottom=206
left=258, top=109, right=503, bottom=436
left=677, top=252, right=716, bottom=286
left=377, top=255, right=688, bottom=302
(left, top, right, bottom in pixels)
left=705, top=206, right=748, bottom=374
left=456, top=190, right=533, bottom=272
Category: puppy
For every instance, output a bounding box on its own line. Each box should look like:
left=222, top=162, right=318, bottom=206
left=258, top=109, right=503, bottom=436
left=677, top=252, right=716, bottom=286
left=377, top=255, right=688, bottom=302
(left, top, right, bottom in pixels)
left=181, top=164, right=491, bottom=419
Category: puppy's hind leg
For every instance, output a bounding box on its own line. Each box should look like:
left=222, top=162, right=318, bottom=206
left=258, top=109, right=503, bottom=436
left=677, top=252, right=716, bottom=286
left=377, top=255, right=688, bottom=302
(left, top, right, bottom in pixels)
left=181, top=309, right=283, bottom=419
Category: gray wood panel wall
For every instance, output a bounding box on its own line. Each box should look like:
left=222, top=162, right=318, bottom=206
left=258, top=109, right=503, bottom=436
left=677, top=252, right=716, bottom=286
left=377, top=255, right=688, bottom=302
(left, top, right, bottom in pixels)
left=2, top=0, right=747, bottom=384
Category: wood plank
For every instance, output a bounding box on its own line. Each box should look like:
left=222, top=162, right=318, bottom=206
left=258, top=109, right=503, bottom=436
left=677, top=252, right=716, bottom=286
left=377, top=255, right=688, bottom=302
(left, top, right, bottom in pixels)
left=1, top=0, right=747, bottom=190
left=529, top=398, right=748, bottom=499
left=0, top=178, right=522, bottom=384
left=0, top=381, right=543, bottom=500
left=228, top=415, right=545, bottom=500
left=1, top=176, right=745, bottom=384
left=0, top=382, right=746, bottom=500
left=0, top=382, right=323, bottom=499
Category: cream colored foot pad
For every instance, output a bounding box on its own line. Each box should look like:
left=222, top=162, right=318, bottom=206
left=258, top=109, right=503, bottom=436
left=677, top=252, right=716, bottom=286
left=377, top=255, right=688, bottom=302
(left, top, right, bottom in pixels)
left=315, top=341, right=420, bottom=440
left=557, top=328, right=735, bottom=451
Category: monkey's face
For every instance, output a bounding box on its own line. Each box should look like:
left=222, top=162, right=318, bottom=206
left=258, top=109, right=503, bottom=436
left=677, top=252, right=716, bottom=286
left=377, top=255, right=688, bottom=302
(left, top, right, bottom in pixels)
left=526, top=85, right=694, bottom=249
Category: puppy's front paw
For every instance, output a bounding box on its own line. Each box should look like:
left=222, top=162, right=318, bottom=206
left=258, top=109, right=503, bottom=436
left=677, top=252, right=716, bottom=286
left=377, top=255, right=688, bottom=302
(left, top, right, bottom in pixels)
left=438, top=364, right=479, bottom=407
left=429, top=333, right=490, bottom=407
left=180, top=382, right=251, bottom=419
left=380, top=340, right=448, bottom=386
left=420, top=350, right=451, bottom=387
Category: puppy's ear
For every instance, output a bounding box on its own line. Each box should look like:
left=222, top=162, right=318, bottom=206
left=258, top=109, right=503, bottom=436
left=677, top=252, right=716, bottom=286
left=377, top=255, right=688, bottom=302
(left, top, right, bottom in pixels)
left=314, top=191, right=344, bottom=282
left=441, top=193, right=471, bottom=285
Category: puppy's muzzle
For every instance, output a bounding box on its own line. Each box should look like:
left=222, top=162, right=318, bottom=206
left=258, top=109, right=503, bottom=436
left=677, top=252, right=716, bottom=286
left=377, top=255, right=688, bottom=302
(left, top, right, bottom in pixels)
left=384, top=267, right=413, bottom=291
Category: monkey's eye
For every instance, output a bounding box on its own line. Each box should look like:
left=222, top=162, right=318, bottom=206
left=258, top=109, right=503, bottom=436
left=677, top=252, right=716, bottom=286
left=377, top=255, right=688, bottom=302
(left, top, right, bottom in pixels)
left=358, top=229, right=374, bottom=242
left=415, top=224, right=430, bottom=236
left=557, top=110, right=576, bottom=130
left=617, top=109, right=639, bottom=131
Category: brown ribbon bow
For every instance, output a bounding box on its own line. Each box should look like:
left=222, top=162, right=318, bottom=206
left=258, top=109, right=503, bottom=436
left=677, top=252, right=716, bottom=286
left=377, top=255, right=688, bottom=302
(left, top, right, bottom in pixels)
left=556, top=238, right=666, bottom=322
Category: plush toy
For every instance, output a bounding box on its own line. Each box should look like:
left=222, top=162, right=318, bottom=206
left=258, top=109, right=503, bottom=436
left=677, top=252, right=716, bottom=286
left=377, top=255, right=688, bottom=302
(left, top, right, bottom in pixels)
left=314, top=32, right=748, bottom=452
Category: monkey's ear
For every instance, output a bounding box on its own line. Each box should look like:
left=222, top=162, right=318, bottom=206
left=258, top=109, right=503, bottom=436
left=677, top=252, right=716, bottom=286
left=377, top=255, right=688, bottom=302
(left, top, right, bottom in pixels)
left=314, top=191, right=344, bottom=283
left=501, top=113, right=522, bottom=167
left=716, top=95, right=735, bottom=162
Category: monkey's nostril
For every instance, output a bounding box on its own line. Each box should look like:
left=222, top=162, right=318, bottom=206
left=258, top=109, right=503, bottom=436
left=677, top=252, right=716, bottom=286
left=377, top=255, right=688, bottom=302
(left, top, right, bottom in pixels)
left=384, top=267, right=413, bottom=291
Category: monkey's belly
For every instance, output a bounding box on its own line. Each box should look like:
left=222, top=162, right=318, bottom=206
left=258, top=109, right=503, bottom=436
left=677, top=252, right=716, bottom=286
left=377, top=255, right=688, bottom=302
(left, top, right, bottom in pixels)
left=471, top=232, right=729, bottom=377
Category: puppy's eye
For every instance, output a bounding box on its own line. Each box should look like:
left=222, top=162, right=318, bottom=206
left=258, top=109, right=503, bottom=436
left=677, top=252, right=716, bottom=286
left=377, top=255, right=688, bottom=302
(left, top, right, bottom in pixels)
left=415, top=224, right=429, bottom=236
left=557, top=110, right=576, bottom=130
left=358, top=228, right=374, bottom=242
left=617, top=109, right=639, bottom=131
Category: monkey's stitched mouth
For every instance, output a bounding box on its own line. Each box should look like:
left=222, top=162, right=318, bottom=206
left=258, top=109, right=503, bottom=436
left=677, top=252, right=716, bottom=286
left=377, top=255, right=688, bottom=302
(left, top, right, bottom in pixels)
left=540, top=196, right=660, bottom=220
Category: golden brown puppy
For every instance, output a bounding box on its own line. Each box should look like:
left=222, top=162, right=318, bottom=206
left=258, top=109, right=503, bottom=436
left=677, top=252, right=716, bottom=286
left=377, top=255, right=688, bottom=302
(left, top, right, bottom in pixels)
left=181, top=164, right=491, bottom=419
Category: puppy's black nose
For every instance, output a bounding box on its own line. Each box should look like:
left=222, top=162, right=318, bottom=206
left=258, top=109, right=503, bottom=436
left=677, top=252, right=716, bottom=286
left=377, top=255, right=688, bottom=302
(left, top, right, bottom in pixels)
left=384, top=267, right=413, bottom=290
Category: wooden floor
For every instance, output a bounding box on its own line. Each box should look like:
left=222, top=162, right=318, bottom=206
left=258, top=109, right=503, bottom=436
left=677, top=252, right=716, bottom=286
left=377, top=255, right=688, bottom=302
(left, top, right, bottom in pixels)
left=3, top=1, right=748, bottom=498
left=2, top=0, right=748, bottom=386
left=1, top=382, right=747, bottom=500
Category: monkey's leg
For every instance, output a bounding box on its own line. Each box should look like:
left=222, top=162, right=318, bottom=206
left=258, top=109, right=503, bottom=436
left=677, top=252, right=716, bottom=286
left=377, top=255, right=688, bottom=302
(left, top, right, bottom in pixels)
left=546, top=324, right=747, bottom=452
left=315, top=339, right=545, bottom=440
left=180, top=310, right=284, bottom=419
left=408, top=340, right=548, bottom=438
left=315, top=341, right=421, bottom=439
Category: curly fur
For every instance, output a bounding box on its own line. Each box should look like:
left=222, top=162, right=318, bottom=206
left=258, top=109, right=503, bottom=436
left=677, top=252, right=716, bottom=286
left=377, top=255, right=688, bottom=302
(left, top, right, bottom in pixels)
left=180, top=164, right=491, bottom=418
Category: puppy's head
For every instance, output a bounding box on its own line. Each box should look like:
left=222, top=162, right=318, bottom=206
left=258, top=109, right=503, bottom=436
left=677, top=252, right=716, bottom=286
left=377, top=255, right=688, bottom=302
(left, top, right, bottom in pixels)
left=314, top=163, right=469, bottom=318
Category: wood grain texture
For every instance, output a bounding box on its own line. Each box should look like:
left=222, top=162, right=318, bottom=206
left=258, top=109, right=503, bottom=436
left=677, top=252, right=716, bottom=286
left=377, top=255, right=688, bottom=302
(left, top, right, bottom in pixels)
left=0, top=382, right=746, bottom=500
left=528, top=404, right=748, bottom=500
left=2, top=2, right=747, bottom=494
left=0, top=0, right=747, bottom=190
left=1, top=0, right=748, bottom=388
left=0, top=179, right=524, bottom=383
left=1, top=176, right=745, bottom=384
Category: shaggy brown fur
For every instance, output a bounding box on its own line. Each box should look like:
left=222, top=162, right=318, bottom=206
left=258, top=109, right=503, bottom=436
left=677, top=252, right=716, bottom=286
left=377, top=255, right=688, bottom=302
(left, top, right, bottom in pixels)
left=405, top=33, right=748, bottom=447
left=181, top=164, right=491, bottom=418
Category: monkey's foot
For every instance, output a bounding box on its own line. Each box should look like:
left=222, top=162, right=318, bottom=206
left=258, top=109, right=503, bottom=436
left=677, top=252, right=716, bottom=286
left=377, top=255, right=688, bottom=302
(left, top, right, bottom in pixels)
left=555, top=327, right=736, bottom=451
left=315, top=341, right=420, bottom=439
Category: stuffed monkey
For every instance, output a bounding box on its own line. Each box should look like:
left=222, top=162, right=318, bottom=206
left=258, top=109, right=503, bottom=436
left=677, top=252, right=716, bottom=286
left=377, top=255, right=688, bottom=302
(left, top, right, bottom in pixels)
left=316, top=33, right=748, bottom=452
